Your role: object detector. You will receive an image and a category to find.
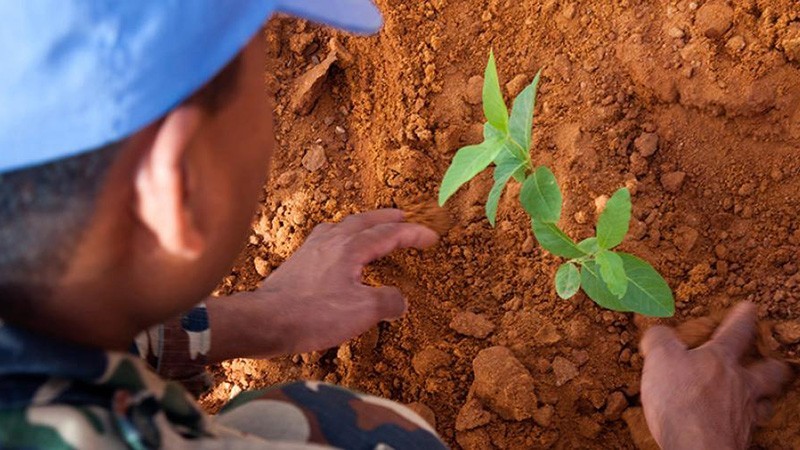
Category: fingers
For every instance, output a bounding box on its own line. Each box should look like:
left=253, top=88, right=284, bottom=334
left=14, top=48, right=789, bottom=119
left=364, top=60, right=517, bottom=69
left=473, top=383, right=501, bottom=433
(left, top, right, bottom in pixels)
left=641, top=325, right=686, bottom=359
left=707, top=302, right=757, bottom=360
left=335, top=209, right=404, bottom=234
left=368, top=286, right=408, bottom=321
left=348, top=223, right=439, bottom=266
left=745, top=358, right=791, bottom=399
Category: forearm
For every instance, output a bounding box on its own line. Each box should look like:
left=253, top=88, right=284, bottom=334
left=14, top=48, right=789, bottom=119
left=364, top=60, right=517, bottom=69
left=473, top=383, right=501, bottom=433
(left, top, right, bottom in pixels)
left=205, top=290, right=292, bottom=363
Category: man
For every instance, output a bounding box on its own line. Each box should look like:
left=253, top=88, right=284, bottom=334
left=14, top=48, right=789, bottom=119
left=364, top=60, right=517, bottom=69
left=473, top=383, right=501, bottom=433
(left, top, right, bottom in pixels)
left=0, top=1, right=445, bottom=449
left=0, top=2, right=789, bottom=450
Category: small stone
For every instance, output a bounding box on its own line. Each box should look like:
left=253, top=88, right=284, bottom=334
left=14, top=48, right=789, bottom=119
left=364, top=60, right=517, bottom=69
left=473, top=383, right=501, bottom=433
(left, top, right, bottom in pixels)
left=465, top=76, right=484, bottom=105
left=784, top=35, right=800, bottom=63
left=455, top=397, right=493, bottom=431
left=667, top=26, right=685, bottom=39
left=634, top=132, right=659, bottom=157
left=302, top=144, right=327, bottom=172
left=572, top=349, right=590, bottom=366
left=695, top=0, right=734, bottom=39
left=604, top=391, right=628, bottom=420
left=533, top=405, right=555, bottom=427
left=253, top=256, right=269, bottom=277
left=534, top=323, right=562, bottom=345
left=714, top=243, right=728, bottom=259
left=274, top=170, right=298, bottom=188
left=574, top=210, right=588, bottom=224
left=660, top=171, right=686, bottom=193
left=290, top=49, right=339, bottom=115
left=472, top=346, right=538, bottom=420
left=406, top=402, right=437, bottom=428
left=674, top=226, right=699, bottom=253
left=726, top=35, right=746, bottom=53
left=412, top=347, right=452, bottom=376
left=594, top=195, right=609, bottom=214
left=450, top=312, right=496, bottom=339
left=562, top=2, right=577, bottom=19
left=506, top=74, right=528, bottom=98
left=774, top=322, right=800, bottom=345
left=552, top=356, right=579, bottom=386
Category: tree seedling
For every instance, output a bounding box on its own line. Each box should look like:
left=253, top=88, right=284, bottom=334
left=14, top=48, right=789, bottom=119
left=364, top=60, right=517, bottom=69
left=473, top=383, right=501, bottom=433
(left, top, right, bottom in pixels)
left=438, top=51, right=674, bottom=317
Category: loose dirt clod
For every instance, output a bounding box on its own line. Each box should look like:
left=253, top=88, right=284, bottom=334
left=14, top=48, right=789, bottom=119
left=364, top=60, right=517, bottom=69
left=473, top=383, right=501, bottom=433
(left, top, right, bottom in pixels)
left=552, top=356, right=579, bottom=386
left=472, top=346, right=537, bottom=421
left=412, top=347, right=452, bottom=376
left=449, top=311, right=495, bottom=338
left=634, top=132, right=659, bottom=157
left=301, top=144, right=327, bottom=172
left=694, top=0, right=734, bottom=39
left=604, top=391, right=629, bottom=420
left=455, top=396, right=493, bottom=431
left=403, top=202, right=452, bottom=236
left=290, top=38, right=352, bottom=115
left=660, top=171, right=686, bottom=193
left=774, top=322, right=800, bottom=345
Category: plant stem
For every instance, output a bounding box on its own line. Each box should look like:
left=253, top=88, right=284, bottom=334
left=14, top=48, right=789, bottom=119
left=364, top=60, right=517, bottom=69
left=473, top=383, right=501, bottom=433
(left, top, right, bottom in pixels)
left=507, top=136, right=532, bottom=168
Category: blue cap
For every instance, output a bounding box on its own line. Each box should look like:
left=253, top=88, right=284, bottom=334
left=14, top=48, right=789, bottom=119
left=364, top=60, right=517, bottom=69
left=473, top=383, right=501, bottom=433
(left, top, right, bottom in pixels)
left=0, top=1, right=382, bottom=174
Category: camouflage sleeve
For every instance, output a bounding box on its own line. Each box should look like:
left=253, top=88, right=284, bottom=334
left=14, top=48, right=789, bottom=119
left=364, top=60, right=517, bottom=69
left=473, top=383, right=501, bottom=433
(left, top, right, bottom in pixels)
left=215, top=381, right=448, bottom=449
left=133, top=303, right=212, bottom=396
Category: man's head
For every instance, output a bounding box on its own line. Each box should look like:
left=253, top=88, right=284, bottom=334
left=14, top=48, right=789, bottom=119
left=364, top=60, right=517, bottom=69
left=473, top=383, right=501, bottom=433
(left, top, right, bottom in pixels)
left=0, top=37, right=273, bottom=346
left=0, top=1, right=383, bottom=349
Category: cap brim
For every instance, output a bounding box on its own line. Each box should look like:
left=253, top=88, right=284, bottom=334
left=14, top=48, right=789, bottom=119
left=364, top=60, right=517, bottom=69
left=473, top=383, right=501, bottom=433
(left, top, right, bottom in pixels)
left=274, top=0, right=383, bottom=35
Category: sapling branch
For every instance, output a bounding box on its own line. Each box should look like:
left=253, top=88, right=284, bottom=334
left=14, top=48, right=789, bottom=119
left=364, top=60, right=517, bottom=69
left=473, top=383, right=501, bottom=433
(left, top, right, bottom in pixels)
left=437, top=50, right=675, bottom=317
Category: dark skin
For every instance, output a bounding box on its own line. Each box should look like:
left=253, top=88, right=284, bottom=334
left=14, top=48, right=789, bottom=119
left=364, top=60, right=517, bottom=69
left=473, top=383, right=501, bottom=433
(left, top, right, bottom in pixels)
left=16, top=33, right=789, bottom=446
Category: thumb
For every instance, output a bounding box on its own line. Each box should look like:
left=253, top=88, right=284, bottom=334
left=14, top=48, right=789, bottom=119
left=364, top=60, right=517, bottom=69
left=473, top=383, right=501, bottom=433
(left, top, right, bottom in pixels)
left=369, top=286, right=408, bottom=321
left=641, top=325, right=686, bottom=359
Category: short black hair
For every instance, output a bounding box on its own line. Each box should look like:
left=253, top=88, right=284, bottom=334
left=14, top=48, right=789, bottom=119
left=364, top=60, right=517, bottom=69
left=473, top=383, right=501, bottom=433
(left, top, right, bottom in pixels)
left=0, top=53, right=243, bottom=314
left=0, top=143, right=121, bottom=306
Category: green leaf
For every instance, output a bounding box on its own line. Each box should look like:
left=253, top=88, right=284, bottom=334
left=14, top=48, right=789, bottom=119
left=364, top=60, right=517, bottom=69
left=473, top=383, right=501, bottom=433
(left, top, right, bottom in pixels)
left=486, top=159, right=526, bottom=226
left=597, top=188, right=631, bottom=249
left=484, top=122, right=505, bottom=141
left=580, top=253, right=675, bottom=317
left=520, top=166, right=562, bottom=223
left=531, top=219, right=585, bottom=259
left=508, top=70, right=542, bottom=152
left=439, top=139, right=505, bottom=206
left=616, top=253, right=675, bottom=317
left=581, top=260, right=631, bottom=312
left=483, top=51, right=508, bottom=133
left=596, top=250, right=628, bottom=298
left=494, top=148, right=526, bottom=181
left=577, top=237, right=599, bottom=255
left=555, top=263, right=581, bottom=299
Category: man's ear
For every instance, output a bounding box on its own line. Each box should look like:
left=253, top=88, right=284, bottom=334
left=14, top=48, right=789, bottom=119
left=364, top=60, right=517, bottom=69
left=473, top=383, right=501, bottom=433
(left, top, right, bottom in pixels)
left=134, top=104, right=205, bottom=259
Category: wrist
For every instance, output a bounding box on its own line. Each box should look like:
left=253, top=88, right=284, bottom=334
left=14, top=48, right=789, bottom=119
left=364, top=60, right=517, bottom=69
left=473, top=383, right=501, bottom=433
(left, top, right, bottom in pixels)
left=205, top=290, right=292, bottom=363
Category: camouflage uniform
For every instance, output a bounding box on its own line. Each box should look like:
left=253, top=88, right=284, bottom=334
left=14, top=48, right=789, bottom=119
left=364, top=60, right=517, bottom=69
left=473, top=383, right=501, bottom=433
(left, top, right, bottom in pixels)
left=0, top=304, right=447, bottom=449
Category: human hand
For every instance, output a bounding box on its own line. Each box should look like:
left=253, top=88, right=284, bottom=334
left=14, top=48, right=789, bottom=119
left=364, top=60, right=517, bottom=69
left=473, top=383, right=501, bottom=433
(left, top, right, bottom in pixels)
left=207, top=209, right=439, bottom=362
left=640, top=302, right=790, bottom=450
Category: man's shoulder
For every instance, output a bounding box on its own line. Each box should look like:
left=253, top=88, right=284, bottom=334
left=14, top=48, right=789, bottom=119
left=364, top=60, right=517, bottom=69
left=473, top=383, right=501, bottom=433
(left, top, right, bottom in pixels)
left=0, top=404, right=126, bottom=449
